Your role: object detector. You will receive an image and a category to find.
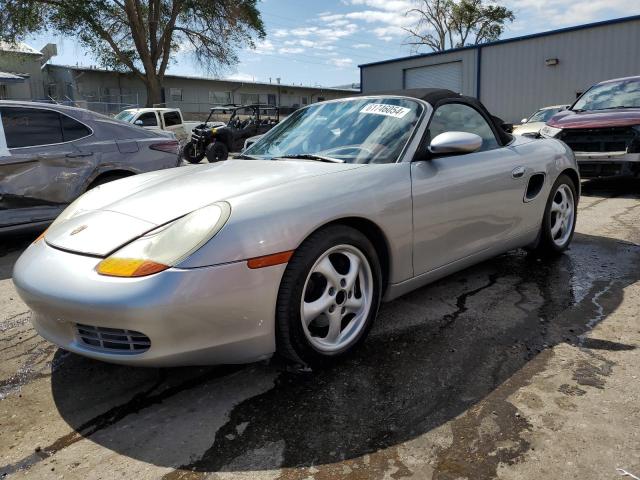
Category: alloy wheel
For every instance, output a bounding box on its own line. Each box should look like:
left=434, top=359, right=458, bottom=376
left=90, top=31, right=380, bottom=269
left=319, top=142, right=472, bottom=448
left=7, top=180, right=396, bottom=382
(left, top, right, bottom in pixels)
left=300, top=244, right=373, bottom=353
left=550, top=183, right=575, bottom=247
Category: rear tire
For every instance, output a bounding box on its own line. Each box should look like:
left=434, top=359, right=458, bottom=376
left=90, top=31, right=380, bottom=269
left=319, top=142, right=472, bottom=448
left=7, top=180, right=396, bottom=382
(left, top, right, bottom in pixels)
left=183, top=143, right=205, bottom=164
left=531, top=174, right=577, bottom=255
left=276, top=225, right=382, bottom=368
left=205, top=142, right=229, bottom=162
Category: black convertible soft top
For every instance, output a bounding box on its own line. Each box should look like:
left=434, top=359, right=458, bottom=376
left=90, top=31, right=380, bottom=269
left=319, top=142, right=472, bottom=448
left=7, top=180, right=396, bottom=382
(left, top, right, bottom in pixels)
left=361, top=88, right=513, bottom=146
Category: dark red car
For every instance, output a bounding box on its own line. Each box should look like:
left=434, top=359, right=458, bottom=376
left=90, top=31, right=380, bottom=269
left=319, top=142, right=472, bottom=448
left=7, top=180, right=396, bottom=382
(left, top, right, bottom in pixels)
left=541, top=76, right=640, bottom=178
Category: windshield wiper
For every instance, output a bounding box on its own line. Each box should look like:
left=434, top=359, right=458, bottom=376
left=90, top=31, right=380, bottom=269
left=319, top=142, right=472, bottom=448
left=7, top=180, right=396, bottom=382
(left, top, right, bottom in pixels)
left=272, top=153, right=345, bottom=163
left=233, top=153, right=259, bottom=159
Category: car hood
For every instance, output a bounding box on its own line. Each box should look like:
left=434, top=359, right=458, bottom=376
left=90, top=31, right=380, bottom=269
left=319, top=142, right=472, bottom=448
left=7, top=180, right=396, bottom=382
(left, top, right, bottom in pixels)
left=547, top=108, right=640, bottom=129
left=45, top=159, right=364, bottom=256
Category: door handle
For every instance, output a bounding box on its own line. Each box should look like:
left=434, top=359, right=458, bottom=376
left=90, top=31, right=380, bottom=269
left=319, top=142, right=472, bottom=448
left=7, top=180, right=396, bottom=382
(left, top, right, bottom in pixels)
left=66, top=152, right=93, bottom=158
left=511, top=166, right=526, bottom=178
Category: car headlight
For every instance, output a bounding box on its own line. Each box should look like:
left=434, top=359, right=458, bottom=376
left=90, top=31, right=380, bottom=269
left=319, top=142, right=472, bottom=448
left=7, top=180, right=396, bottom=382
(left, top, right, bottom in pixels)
left=540, top=125, right=562, bottom=138
left=96, top=202, right=231, bottom=277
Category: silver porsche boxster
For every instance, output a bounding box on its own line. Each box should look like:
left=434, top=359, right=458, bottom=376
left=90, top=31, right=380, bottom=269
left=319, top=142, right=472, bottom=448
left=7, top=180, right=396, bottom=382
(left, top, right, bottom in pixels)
left=13, top=89, right=580, bottom=367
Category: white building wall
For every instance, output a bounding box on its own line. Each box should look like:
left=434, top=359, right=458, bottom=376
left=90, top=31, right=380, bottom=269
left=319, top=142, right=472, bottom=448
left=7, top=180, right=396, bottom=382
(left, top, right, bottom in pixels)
left=44, top=65, right=357, bottom=118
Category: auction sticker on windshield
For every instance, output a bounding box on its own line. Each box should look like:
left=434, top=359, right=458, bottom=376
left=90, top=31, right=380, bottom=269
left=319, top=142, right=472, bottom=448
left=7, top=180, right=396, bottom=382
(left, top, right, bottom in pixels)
left=360, top=104, right=411, bottom=119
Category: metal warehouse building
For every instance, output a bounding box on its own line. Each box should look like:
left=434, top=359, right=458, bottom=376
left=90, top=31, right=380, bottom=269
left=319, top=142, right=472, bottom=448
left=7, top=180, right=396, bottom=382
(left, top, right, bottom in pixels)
left=359, top=15, right=640, bottom=122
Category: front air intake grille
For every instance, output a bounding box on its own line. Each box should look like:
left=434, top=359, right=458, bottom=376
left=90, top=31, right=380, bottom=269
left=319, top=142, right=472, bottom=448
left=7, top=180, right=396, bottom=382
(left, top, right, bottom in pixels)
left=557, top=127, right=636, bottom=153
left=76, top=324, right=151, bottom=354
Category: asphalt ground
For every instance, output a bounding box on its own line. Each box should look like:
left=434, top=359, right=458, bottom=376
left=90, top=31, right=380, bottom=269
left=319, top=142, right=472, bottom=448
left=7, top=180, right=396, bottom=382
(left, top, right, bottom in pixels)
left=1, top=177, right=639, bottom=479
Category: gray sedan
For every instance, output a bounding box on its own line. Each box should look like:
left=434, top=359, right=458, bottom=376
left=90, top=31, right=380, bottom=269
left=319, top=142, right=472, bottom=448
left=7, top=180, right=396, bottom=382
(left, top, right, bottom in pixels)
left=13, top=89, right=580, bottom=367
left=0, top=101, right=181, bottom=234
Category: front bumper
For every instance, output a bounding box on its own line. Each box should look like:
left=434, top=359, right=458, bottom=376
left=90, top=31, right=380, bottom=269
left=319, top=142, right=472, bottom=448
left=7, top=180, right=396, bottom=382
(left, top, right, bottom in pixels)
left=13, top=240, right=286, bottom=366
left=575, top=152, right=640, bottom=178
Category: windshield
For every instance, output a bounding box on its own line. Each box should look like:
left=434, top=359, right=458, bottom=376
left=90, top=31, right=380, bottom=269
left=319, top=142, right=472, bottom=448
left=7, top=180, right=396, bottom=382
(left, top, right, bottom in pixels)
left=573, top=78, right=640, bottom=111
left=245, top=97, right=423, bottom=164
left=114, top=111, right=135, bottom=122
left=528, top=107, right=563, bottom=123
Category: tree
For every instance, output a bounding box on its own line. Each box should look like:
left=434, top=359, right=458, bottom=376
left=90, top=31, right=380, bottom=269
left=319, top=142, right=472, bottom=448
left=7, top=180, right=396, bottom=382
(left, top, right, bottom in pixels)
left=404, top=0, right=514, bottom=52
left=0, top=1, right=265, bottom=106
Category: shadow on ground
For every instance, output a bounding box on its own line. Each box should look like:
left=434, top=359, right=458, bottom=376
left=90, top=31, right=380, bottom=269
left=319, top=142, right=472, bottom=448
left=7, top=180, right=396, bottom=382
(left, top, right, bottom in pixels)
left=28, top=229, right=638, bottom=477
left=581, top=176, right=640, bottom=197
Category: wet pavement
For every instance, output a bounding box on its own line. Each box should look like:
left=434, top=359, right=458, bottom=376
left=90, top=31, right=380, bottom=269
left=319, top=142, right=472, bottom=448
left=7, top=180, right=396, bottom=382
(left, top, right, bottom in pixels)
left=1, top=178, right=639, bottom=479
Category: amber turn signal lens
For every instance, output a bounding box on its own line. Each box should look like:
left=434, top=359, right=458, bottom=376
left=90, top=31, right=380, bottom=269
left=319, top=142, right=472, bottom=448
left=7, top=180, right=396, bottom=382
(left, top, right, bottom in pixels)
left=247, top=250, right=294, bottom=269
left=97, top=258, right=169, bottom=277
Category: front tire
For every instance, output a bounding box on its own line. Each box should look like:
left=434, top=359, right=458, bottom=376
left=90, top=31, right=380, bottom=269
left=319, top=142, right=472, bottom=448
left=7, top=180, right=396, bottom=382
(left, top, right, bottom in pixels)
left=276, top=226, right=382, bottom=367
left=532, top=174, right=577, bottom=255
left=183, top=143, right=205, bottom=164
left=205, top=142, right=229, bottom=162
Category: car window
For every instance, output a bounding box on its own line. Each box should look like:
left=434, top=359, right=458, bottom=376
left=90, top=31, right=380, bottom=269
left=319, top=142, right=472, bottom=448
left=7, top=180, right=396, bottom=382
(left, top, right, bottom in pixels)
left=139, top=112, right=158, bottom=127
left=528, top=108, right=561, bottom=123
left=246, top=97, right=423, bottom=164
left=163, top=111, right=181, bottom=127
left=428, top=103, right=499, bottom=151
left=61, top=113, right=91, bottom=141
left=0, top=107, right=64, bottom=148
left=573, top=78, right=640, bottom=110
left=114, top=111, right=135, bottom=122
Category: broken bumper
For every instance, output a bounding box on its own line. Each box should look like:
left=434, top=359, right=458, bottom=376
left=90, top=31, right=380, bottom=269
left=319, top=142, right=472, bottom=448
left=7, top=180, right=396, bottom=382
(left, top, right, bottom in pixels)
left=575, top=152, right=640, bottom=178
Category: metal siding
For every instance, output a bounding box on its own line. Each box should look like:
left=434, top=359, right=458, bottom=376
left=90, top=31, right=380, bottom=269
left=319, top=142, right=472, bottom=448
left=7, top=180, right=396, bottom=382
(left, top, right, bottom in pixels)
left=362, top=49, right=477, bottom=96
left=480, top=19, right=640, bottom=122
left=404, top=61, right=463, bottom=91
left=361, top=17, right=640, bottom=122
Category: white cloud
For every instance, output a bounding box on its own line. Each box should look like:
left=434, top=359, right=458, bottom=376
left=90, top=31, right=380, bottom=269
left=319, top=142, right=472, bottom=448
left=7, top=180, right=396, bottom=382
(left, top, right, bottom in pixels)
left=329, top=57, right=354, bottom=68
left=318, top=1, right=419, bottom=41
left=278, top=47, right=305, bottom=54
left=352, top=43, right=372, bottom=49
left=254, top=39, right=275, bottom=54
left=224, top=72, right=255, bottom=82
left=502, top=0, right=640, bottom=31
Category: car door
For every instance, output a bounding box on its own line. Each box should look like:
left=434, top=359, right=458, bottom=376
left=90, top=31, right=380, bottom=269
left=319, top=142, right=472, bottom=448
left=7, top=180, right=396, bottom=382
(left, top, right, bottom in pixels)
left=0, top=106, right=94, bottom=228
left=411, top=102, right=530, bottom=275
left=162, top=111, right=187, bottom=143
left=137, top=111, right=161, bottom=131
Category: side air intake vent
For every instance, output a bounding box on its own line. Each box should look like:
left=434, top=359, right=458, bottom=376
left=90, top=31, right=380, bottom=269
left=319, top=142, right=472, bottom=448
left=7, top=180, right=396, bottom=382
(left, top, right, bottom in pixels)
left=525, top=173, right=545, bottom=202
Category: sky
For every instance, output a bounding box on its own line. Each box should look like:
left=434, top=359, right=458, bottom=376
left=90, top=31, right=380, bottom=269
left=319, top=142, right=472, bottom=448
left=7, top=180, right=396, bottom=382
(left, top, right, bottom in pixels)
left=25, top=0, right=640, bottom=88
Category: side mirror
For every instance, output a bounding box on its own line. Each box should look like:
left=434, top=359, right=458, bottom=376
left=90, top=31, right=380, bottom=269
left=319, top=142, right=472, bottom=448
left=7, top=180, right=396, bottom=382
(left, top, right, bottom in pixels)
left=521, top=118, right=528, bottom=124
left=429, top=131, right=482, bottom=155
left=134, top=119, right=144, bottom=126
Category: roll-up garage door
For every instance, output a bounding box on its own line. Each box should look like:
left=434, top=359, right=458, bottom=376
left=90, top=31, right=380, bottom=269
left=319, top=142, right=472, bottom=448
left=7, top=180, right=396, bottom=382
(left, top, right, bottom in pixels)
left=404, top=62, right=462, bottom=92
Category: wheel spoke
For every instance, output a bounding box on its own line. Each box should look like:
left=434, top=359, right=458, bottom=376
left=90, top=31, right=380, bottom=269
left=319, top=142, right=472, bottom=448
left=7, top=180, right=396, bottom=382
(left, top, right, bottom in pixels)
left=315, top=256, right=341, bottom=288
left=558, top=187, right=567, bottom=207
left=325, top=309, right=342, bottom=342
left=551, top=218, right=562, bottom=237
left=551, top=201, right=562, bottom=214
left=344, top=294, right=363, bottom=311
left=302, top=291, right=333, bottom=325
left=343, top=252, right=361, bottom=290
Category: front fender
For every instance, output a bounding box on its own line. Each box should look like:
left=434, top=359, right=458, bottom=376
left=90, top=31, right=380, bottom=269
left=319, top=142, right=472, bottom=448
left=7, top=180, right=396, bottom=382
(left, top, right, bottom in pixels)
left=178, top=163, right=415, bottom=284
